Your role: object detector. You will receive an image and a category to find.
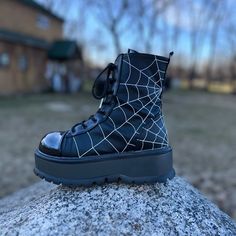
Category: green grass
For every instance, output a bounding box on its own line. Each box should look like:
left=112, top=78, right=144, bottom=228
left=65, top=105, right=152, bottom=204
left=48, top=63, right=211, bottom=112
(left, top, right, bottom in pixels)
left=0, top=89, right=235, bottom=218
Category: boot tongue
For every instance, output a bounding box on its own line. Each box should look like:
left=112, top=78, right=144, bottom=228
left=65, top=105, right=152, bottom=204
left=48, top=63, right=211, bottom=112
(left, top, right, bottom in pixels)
left=92, top=63, right=116, bottom=100
left=93, top=51, right=124, bottom=101
left=92, top=73, right=108, bottom=99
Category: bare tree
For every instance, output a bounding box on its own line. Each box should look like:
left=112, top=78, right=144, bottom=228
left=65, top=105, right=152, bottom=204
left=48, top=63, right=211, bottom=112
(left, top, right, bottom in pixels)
left=184, top=0, right=220, bottom=86
left=204, top=0, right=227, bottom=84
left=37, top=0, right=236, bottom=87
left=87, top=0, right=134, bottom=55
left=222, top=2, right=236, bottom=82
left=133, top=0, right=173, bottom=53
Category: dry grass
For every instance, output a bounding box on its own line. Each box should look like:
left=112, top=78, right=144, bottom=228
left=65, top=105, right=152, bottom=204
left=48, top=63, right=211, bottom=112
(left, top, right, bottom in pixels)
left=0, top=93, right=99, bottom=197
left=0, top=90, right=235, bottom=219
left=164, top=90, right=236, bottom=219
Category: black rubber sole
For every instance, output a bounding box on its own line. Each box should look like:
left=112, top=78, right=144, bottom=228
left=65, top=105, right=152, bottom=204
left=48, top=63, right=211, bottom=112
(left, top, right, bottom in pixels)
left=34, top=148, right=175, bottom=186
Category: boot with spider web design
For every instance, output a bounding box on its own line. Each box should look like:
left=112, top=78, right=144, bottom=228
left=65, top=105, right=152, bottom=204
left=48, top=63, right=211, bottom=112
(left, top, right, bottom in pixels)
left=34, top=49, right=175, bottom=186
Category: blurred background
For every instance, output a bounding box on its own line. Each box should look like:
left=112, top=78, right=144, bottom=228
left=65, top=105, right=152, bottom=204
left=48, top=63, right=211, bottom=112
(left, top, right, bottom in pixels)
left=0, top=0, right=235, bottom=220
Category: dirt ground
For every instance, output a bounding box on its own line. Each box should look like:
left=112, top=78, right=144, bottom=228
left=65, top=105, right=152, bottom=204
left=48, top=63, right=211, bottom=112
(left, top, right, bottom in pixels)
left=0, top=90, right=235, bottom=219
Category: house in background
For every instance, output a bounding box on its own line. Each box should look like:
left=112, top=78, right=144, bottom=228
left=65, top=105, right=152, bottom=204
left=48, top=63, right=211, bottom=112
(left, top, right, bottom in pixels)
left=0, top=0, right=82, bottom=95
left=47, top=40, right=83, bottom=93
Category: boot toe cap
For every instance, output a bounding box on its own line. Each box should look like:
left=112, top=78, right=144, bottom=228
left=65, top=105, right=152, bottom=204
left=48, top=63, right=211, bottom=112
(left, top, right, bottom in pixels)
left=39, top=132, right=64, bottom=156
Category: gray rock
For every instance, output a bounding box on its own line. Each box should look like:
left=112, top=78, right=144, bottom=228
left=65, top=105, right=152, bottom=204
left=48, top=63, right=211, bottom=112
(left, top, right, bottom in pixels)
left=0, top=177, right=236, bottom=236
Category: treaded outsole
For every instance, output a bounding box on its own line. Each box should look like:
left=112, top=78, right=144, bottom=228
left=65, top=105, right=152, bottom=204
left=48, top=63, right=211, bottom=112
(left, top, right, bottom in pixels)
left=34, top=167, right=175, bottom=187
left=34, top=147, right=175, bottom=186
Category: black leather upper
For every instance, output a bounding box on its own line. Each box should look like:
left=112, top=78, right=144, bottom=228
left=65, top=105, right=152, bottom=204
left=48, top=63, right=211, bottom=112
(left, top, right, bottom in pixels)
left=39, top=50, right=171, bottom=157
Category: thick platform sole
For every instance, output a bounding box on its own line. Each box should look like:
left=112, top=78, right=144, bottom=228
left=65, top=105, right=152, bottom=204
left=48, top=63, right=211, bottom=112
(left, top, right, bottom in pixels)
left=34, top=147, right=175, bottom=186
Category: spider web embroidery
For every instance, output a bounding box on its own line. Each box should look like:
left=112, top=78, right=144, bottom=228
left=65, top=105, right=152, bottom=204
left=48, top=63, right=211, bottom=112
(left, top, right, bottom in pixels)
left=75, top=54, right=169, bottom=158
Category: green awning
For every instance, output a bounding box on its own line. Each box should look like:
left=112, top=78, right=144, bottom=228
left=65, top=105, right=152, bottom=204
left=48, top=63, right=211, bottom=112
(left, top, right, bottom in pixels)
left=48, top=40, right=82, bottom=61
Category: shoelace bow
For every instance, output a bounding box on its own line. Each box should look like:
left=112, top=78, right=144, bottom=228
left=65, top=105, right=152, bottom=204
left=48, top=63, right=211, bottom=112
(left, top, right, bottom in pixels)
left=71, top=63, right=116, bottom=132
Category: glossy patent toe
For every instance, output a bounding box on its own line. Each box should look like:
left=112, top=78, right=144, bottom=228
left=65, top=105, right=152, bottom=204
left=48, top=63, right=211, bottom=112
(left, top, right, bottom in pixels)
left=39, top=132, right=64, bottom=156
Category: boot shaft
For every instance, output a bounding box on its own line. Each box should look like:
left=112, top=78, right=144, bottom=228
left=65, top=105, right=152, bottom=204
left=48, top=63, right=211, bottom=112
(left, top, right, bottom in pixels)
left=114, top=51, right=171, bottom=118
left=105, top=50, right=172, bottom=152
left=62, top=50, right=172, bottom=156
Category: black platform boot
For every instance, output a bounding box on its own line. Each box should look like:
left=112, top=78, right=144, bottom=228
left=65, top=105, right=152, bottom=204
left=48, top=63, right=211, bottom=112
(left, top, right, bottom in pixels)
left=34, top=49, right=175, bottom=186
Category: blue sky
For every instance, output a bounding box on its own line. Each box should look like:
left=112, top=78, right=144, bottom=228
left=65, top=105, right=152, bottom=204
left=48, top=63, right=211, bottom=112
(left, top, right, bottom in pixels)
left=37, top=0, right=235, bottom=67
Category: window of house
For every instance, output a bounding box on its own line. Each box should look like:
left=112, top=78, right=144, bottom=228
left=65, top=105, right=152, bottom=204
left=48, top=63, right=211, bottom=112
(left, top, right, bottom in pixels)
left=18, top=55, right=28, bottom=71
left=0, top=52, right=10, bottom=68
left=37, top=14, right=50, bottom=29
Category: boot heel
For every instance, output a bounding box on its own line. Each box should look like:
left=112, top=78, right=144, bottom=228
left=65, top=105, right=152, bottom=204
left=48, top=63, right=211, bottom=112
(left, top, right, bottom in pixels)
left=118, top=148, right=175, bottom=183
